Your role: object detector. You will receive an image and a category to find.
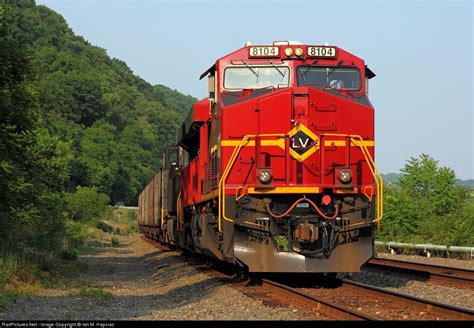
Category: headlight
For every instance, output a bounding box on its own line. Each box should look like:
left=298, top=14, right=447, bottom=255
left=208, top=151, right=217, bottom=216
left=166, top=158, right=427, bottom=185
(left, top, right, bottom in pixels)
left=284, top=47, right=293, bottom=57
left=258, top=170, right=272, bottom=184
left=338, top=170, right=352, bottom=184
left=295, top=48, right=303, bottom=57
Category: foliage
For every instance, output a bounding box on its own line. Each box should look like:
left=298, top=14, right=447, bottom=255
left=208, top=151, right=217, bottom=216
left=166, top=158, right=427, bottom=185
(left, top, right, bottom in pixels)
left=0, top=1, right=72, bottom=269
left=26, top=3, right=195, bottom=205
left=111, top=208, right=138, bottom=234
left=379, top=154, right=472, bottom=246
left=64, top=186, right=110, bottom=221
left=2, top=1, right=196, bottom=207
left=110, top=237, right=120, bottom=247
left=0, top=259, right=90, bottom=309
left=273, top=235, right=289, bottom=251
left=1, top=1, right=170, bottom=293
left=61, top=220, right=90, bottom=260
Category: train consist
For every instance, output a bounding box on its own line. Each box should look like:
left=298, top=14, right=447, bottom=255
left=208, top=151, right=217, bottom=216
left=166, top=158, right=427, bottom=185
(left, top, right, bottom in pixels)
left=138, top=41, right=383, bottom=273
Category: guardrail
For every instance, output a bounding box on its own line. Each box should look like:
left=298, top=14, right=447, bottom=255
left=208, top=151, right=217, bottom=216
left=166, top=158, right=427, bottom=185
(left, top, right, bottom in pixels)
left=375, top=241, right=474, bottom=258
left=115, top=206, right=138, bottom=210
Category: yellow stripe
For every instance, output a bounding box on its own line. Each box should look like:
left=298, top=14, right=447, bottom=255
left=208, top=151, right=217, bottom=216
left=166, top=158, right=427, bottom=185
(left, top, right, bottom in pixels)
left=324, top=140, right=346, bottom=146
left=324, top=140, right=374, bottom=147
left=222, top=139, right=374, bottom=148
left=221, top=140, right=252, bottom=146
left=221, top=139, right=286, bottom=149
left=248, top=186, right=320, bottom=194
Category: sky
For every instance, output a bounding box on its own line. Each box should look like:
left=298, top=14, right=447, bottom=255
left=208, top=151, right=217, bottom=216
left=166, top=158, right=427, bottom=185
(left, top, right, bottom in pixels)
left=37, top=0, right=473, bottom=179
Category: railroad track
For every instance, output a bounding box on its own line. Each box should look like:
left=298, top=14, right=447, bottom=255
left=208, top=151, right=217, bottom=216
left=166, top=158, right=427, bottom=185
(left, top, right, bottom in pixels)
left=141, top=236, right=474, bottom=320
left=259, top=279, right=378, bottom=320
left=261, top=278, right=474, bottom=320
left=367, top=257, right=474, bottom=290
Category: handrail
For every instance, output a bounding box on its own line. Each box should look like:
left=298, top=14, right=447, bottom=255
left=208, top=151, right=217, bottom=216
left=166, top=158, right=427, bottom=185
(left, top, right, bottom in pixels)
left=177, top=192, right=183, bottom=230
left=218, top=134, right=286, bottom=232
left=322, top=133, right=383, bottom=228
left=160, top=205, right=165, bottom=229
left=217, top=133, right=383, bottom=232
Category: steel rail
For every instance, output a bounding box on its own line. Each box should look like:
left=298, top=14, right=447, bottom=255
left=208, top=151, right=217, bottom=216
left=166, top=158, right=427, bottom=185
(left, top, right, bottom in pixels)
left=140, top=235, right=473, bottom=320
left=367, top=257, right=474, bottom=290
left=341, top=279, right=474, bottom=320
left=261, top=279, right=379, bottom=321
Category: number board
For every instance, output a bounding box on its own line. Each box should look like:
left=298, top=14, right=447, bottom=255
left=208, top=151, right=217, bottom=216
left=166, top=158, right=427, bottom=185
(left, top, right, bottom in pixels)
left=307, top=46, right=337, bottom=58
left=249, top=46, right=279, bottom=58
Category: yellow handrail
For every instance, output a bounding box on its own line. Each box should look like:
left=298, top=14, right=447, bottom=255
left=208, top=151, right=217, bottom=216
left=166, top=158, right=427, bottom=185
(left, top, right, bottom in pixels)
left=217, top=133, right=383, bottom=231
left=160, top=205, right=165, bottom=229
left=218, top=134, right=286, bottom=232
left=323, top=133, right=383, bottom=228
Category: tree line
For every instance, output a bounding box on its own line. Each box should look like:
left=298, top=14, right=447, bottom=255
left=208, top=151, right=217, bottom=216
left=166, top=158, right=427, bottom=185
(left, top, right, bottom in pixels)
left=1, top=0, right=195, bottom=269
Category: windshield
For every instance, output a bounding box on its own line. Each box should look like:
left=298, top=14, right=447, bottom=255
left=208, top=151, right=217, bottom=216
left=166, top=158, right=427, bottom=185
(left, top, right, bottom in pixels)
left=297, top=66, right=361, bottom=90
left=224, top=66, right=290, bottom=90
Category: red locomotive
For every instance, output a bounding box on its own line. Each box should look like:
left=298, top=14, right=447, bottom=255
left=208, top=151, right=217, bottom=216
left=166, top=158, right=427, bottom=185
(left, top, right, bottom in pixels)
left=138, top=41, right=383, bottom=273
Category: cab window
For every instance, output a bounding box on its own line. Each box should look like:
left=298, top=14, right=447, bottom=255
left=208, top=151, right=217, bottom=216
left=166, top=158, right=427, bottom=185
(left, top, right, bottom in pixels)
left=297, top=66, right=361, bottom=90
left=224, top=66, right=290, bottom=90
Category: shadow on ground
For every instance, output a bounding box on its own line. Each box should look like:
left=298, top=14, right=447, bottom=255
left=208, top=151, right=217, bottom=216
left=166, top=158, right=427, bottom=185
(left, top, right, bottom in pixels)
left=0, top=278, right=221, bottom=320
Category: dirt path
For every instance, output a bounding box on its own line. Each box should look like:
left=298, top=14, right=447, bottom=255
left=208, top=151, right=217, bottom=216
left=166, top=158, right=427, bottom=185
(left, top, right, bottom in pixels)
left=0, top=234, right=304, bottom=320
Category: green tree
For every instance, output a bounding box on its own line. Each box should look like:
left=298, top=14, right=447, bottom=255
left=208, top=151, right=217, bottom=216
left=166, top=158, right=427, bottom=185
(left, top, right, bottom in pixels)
left=3, top=0, right=197, bottom=211
left=0, top=2, right=71, bottom=265
left=379, top=154, right=470, bottom=245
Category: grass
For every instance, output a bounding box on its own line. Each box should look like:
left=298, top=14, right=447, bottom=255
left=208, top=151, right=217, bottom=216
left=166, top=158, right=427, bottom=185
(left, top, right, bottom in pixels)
left=0, top=257, right=93, bottom=309
left=109, top=208, right=138, bottom=235
left=68, top=287, right=112, bottom=302
left=0, top=208, right=134, bottom=309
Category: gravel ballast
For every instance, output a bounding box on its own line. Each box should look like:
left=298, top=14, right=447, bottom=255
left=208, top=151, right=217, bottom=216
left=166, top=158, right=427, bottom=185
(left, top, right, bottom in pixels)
left=1, top=235, right=472, bottom=320
left=0, top=234, right=305, bottom=320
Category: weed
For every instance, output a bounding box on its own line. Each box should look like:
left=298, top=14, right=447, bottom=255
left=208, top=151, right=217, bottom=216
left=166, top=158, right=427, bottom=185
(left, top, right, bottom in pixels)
left=0, top=292, right=14, bottom=309
left=110, top=237, right=120, bottom=247
left=273, top=235, right=289, bottom=251
left=0, top=254, right=19, bottom=285
left=69, top=287, right=112, bottom=302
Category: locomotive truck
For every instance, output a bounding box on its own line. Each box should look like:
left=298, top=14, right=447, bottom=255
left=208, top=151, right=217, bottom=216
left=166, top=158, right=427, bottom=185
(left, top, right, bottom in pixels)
left=138, top=41, right=383, bottom=273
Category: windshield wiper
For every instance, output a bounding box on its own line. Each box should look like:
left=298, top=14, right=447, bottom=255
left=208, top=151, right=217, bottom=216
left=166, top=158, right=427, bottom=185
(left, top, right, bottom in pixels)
left=300, top=66, right=313, bottom=83
left=242, top=60, right=258, bottom=78
left=268, top=60, right=285, bottom=78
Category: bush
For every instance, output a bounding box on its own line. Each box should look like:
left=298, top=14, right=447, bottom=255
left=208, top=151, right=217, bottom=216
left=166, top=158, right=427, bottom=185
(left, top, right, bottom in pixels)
left=64, top=186, right=110, bottom=222
left=110, top=237, right=120, bottom=247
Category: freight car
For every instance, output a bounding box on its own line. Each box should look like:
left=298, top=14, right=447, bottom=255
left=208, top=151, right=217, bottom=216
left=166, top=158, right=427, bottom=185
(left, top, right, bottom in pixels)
left=138, top=41, right=383, bottom=273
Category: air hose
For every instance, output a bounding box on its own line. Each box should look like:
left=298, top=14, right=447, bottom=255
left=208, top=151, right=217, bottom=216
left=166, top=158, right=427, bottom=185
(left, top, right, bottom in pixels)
left=264, top=196, right=339, bottom=220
